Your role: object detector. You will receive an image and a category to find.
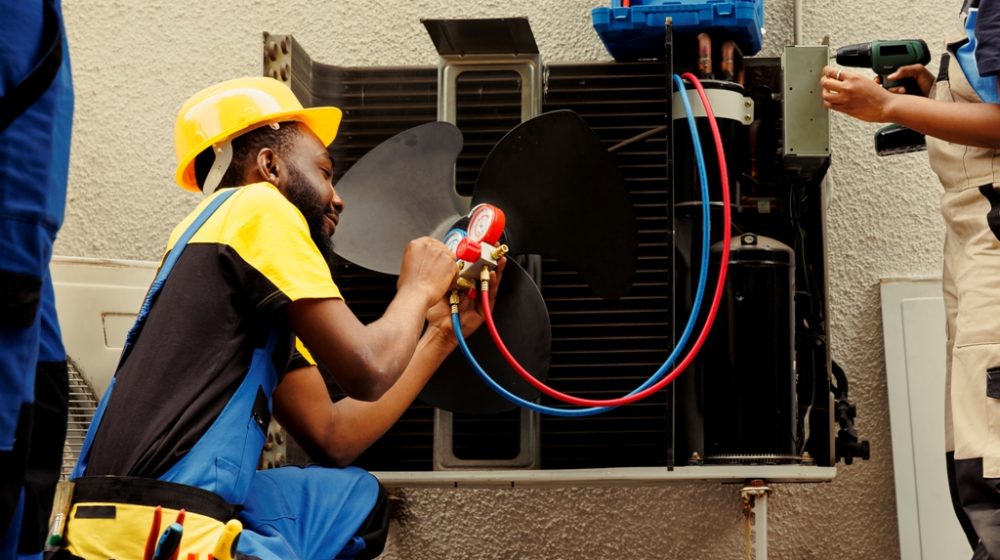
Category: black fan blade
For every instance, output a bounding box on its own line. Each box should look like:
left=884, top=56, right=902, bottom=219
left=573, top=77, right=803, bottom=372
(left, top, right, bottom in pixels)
left=333, top=122, right=465, bottom=275
left=472, top=110, right=637, bottom=299
left=419, top=258, right=551, bottom=414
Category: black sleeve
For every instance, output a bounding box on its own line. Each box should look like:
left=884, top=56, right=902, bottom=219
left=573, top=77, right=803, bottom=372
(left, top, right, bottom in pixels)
left=287, top=348, right=311, bottom=372
left=977, top=0, right=1000, bottom=76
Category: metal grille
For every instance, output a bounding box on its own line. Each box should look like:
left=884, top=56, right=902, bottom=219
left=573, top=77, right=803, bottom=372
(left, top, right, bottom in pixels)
left=539, top=63, right=672, bottom=469
left=62, top=361, right=98, bottom=479
left=286, top=41, right=677, bottom=471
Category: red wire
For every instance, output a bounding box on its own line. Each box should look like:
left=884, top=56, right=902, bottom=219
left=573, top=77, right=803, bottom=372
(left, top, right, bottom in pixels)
left=480, top=73, right=732, bottom=407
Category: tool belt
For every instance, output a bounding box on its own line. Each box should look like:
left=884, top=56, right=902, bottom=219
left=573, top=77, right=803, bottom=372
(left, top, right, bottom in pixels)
left=50, top=476, right=242, bottom=560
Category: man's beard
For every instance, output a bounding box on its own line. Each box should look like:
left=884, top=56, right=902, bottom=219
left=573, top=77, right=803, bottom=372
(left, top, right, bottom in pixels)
left=285, top=166, right=338, bottom=269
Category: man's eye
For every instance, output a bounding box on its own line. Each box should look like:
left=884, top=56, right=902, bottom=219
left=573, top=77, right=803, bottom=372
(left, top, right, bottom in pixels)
left=322, top=169, right=332, bottom=179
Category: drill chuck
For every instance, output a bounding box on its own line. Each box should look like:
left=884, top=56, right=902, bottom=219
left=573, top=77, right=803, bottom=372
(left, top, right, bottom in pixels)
left=834, top=43, right=873, bottom=67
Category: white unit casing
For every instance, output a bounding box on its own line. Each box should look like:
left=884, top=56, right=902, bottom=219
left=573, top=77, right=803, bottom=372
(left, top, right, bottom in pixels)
left=50, top=256, right=156, bottom=399
left=881, top=277, right=970, bottom=559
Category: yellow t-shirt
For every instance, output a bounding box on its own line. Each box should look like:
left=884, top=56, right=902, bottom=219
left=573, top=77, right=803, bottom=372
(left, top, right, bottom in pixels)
left=85, top=182, right=340, bottom=478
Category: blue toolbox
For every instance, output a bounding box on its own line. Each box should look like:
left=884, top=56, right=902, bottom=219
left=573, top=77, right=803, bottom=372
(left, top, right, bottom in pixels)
left=592, top=0, right=765, bottom=61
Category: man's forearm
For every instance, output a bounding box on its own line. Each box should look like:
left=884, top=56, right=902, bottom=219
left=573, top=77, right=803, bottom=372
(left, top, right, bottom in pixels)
left=288, top=290, right=436, bottom=402
left=357, top=289, right=437, bottom=395
left=885, top=93, right=1000, bottom=148
left=320, top=330, right=456, bottom=465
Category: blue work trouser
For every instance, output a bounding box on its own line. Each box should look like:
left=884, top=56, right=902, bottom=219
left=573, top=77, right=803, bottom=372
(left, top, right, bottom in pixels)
left=155, top=334, right=380, bottom=559
left=238, top=466, right=381, bottom=560
left=0, top=0, right=73, bottom=557
left=72, top=330, right=380, bottom=559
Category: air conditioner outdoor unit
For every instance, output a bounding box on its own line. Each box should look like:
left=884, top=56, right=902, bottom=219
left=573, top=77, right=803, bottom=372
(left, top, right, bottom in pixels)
left=257, top=20, right=845, bottom=486
left=53, top=19, right=851, bottom=491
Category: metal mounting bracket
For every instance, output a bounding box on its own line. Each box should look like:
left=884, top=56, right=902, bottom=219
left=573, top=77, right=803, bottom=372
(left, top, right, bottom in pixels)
left=741, top=479, right=772, bottom=560
left=424, top=19, right=544, bottom=468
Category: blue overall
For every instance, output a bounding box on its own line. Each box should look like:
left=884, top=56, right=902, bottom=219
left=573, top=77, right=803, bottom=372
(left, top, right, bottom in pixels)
left=957, top=7, right=1000, bottom=103
left=1, top=0, right=73, bottom=557
left=72, top=189, right=380, bottom=560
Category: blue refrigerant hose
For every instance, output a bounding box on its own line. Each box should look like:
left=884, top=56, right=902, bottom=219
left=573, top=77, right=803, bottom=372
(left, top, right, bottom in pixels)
left=452, top=74, right=713, bottom=417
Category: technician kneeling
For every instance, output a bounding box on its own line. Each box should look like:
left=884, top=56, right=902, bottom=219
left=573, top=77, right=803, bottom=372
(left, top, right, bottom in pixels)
left=51, top=77, right=499, bottom=560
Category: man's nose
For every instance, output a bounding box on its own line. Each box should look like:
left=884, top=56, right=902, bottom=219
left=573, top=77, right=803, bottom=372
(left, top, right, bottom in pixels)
left=331, top=187, right=345, bottom=213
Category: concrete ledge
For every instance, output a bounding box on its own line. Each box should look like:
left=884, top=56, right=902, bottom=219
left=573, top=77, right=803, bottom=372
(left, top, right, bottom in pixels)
left=374, top=465, right=838, bottom=488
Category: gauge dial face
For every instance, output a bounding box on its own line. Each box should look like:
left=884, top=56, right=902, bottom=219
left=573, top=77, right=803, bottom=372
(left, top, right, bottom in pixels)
left=443, top=228, right=467, bottom=255
left=467, top=205, right=496, bottom=243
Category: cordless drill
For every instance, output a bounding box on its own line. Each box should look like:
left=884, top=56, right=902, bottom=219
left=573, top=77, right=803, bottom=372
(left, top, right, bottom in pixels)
left=835, top=39, right=932, bottom=156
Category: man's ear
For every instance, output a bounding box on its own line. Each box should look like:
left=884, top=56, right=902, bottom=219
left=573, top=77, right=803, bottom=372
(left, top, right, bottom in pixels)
left=255, top=147, right=286, bottom=190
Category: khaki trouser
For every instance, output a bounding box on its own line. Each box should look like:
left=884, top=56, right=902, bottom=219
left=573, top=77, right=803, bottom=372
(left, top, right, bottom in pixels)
left=942, top=186, right=1000, bottom=478
left=929, top=9, right=1000, bottom=558
left=933, top=19, right=1000, bottom=479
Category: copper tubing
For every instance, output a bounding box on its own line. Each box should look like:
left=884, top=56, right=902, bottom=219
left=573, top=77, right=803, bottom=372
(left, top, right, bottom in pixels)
left=721, top=40, right=746, bottom=85
left=698, top=33, right=713, bottom=79
left=720, top=40, right=736, bottom=81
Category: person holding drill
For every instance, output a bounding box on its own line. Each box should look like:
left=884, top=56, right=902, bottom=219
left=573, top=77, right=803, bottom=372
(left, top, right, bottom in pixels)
left=53, top=77, right=501, bottom=560
left=821, top=0, right=1000, bottom=556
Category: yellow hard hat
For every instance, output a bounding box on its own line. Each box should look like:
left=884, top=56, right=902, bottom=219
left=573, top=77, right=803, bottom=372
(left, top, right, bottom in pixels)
left=173, top=76, right=342, bottom=192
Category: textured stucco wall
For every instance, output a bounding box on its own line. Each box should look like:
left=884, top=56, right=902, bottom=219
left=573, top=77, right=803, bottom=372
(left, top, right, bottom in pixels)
left=58, top=0, right=955, bottom=558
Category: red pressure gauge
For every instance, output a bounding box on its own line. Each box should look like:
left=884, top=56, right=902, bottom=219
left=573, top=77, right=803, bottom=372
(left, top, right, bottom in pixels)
left=454, top=237, right=482, bottom=263
left=467, top=204, right=506, bottom=246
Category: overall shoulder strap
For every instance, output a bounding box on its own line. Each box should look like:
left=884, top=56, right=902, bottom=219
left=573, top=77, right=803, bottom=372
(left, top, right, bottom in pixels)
left=117, top=188, right=238, bottom=368
left=0, top=0, right=62, bottom=132
left=74, top=188, right=238, bottom=478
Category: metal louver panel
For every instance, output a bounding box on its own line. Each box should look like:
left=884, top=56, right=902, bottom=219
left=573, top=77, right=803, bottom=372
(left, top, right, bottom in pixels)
left=63, top=361, right=98, bottom=479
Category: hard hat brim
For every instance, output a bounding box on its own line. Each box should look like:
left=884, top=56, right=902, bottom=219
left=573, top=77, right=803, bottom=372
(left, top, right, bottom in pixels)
left=175, top=106, right=343, bottom=192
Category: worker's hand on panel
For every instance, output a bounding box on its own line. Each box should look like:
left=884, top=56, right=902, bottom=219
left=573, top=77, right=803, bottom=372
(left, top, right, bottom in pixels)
left=820, top=66, right=893, bottom=123
left=426, top=257, right=506, bottom=347
left=397, top=236, right=460, bottom=308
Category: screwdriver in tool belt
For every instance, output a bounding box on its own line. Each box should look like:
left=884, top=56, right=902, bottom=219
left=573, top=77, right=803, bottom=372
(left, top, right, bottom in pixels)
left=154, top=509, right=186, bottom=560
left=144, top=506, right=163, bottom=560
left=152, top=523, right=183, bottom=560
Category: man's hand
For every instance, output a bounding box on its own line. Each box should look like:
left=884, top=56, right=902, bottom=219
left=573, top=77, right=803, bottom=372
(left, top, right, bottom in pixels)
left=276, top=260, right=504, bottom=466
left=425, top=257, right=505, bottom=347
left=820, top=66, right=895, bottom=122
left=883, top=64, right=935, bottom=97
left=397, top=237, right=459, bottom=309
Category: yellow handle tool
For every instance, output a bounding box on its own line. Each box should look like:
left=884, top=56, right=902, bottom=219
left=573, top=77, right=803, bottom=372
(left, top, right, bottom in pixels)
left=212, top=519, right=243, bottom=560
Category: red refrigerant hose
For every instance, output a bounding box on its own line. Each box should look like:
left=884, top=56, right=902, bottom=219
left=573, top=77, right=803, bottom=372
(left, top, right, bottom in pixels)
left=480, top=72, right=732, bottom=407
